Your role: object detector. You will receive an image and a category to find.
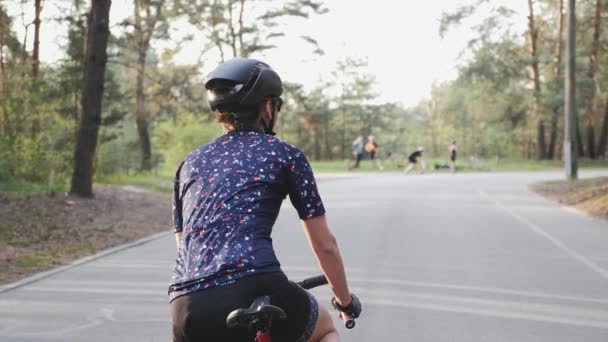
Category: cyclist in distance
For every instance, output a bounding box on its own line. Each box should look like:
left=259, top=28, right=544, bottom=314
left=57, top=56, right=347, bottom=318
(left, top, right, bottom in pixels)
left=169, top=58, right=361, bottom=342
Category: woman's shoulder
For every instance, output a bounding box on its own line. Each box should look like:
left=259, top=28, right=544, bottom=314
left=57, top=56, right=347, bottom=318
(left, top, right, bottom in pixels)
left=263, top=135, right=301, bottom=154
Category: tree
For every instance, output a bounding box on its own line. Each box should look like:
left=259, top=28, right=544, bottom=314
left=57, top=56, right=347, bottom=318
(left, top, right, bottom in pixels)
left=331, top=58, right=376, bottom=159
left=527, top=0, right=547, bottom=159
left=70, top=0, right=112, bottom=196
left=598, top=102, right=608, bottom=157
left=283, top=83, right=331, bottom=160
left=57, top=0, right=88, bottom=122
left=582, top=0, right=601, bottom=159
left=31, top=0, right=42, bottom=78
left=0, top=5, right=18, bottom=138
left=547, top=0, right=564, bottom=160
left=186, top=0, right=327, bottom=59
left=131, top=0, right=166, bottom=170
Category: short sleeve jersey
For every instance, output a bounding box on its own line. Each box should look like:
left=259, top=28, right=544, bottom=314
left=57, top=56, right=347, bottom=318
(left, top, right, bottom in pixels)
left=168, top=130, right=325, bottom=301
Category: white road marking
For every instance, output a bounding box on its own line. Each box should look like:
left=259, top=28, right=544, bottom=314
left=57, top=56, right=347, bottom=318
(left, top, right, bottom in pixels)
left=363, top=298, right=608, bottom=329
left=478, top=190, right=608, bottom=281
left=313, top=285, right=608, bottom=329
left=19, top=286, right=162, bottom=296
left=4, top=286, right=608, bottom=337
left=345, top=277, right=608, bottom=305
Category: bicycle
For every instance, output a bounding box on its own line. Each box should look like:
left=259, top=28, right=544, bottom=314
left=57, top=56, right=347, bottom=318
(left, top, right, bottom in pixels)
left=226, top=275, right=356, bottom=342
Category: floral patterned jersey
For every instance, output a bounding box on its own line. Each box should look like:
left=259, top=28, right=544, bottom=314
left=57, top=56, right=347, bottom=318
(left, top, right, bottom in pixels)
left=168, top=130, right=325, bottom=301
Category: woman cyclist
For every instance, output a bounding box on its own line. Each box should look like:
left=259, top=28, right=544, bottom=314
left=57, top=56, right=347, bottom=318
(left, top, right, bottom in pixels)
left=169, top=58, right=361, bottom=342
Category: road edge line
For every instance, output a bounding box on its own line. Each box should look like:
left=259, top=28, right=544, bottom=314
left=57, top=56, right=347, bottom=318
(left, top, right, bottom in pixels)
left=478, top=190, right=608, bottom=281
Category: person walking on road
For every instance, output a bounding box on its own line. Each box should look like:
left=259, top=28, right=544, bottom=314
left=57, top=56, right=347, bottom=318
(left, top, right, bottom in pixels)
left=352, top=136, right=364, bottom=169
left=169, top=58, right=361, bottom=342
left=365, top=135, right=384, bottom=171
left=404, top=146, right=425, bottom=174
left=449, top=140, right=457, bottom=173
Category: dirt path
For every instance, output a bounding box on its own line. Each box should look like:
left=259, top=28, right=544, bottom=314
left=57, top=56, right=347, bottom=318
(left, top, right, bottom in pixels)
left=0, top=185, right=171, bottom=285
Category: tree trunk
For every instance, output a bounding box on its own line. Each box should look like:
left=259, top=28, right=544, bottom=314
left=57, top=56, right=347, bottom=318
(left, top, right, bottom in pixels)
left=548, top=0, right=564, bottom=159
left=29, top=0, right=43, bottom=137
left=32, top=0, right=42, bottom=78
left=238, top=0, right=245, bottom=57
left=21, top=24, right=29, bottom=79
left=587, top=126, right=596, bottom=158
left=313, top=124, right=321, bottom=161
left=135, top=50, right=152, bottom=170
left=538, top=121, right=547, bottom=159
left=132, top=0, right=163, bottom=171
left=597, top=96, right=608, bottom=158
left=527, top=0, right=546, bottom=159
left=576, top=117, right=585, bottom=156
left=323, top=113, right=331, bottom=160
left=227, top=0, right=238, bottom=57
left=210, top=0, right=225, bottom=62
left=0, top=29, right=6, bottom=137
left=70, top=0, right=112, bottom=197
left=340, top=108, right=346, bottom=159
left=584, top=0, right=601, bottom=159
left=548, top=108, right=559, bottom=159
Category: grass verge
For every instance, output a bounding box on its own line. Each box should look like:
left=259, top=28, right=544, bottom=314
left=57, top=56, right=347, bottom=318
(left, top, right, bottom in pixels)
left=96, top=172, right=173, bottom=193
left=0, top=186, right=171, bottom=286
left=530, top=177, right=608, bottom=219
left=0, top=178, right=68, bottom=194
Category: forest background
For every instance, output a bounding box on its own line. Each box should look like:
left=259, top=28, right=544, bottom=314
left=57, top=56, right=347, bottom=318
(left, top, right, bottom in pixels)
left=1, top=0, right=608, bottom=195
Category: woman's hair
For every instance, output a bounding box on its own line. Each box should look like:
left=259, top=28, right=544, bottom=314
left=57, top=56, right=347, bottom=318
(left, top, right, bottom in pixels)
left=216, top=102, right=265, bottom=131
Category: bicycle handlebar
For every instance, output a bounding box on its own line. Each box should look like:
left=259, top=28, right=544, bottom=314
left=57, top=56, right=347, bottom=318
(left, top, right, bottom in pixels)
left=296, top=275, right=328, bottom=289
left=296, top=275, right=356, bottom=329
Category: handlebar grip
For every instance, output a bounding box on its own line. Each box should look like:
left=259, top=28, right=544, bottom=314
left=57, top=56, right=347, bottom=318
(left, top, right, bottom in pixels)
left=297, top=275, right=328, bottom=290
left=343, top=314, right=356, bottom=329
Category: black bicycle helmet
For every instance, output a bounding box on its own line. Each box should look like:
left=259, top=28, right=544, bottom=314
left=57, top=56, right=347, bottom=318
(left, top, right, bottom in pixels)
left=204, top=58, right=283, bottom=112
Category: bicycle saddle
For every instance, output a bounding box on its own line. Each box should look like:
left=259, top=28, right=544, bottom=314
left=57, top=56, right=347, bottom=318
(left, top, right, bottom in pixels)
left=226, top=296, right=287, bottom=329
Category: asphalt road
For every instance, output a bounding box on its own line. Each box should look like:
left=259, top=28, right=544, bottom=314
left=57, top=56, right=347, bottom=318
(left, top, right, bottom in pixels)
left=1, top=170, right=608, bottom=341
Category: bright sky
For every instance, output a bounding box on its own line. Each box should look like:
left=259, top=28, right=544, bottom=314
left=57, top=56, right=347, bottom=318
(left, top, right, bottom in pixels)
left=5, top=0, right=529, bottom=107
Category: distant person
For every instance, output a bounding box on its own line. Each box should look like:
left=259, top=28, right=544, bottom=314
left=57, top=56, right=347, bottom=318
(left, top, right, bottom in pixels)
left=352, top=136, right=364, bottom=169
left=404, top=146, right=425, bottom=174
left=365, top=135, right=384, bottom=171
left=449, top=140, right=457, bottom=173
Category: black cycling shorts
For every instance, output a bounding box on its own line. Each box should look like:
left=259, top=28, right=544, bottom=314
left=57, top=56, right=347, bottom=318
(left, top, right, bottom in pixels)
left=171, top=272, right=318, bottom=342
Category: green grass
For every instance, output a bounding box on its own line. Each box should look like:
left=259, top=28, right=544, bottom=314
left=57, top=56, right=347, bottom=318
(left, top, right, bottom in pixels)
left=17, top=254, right=53, bottom=268
left=309, top=158, right=608, bottom=173
left=96, top=172, right=173, bottom=193
left=0, top=178, right=68, bottom=194
left=531, top=176, right=608, bottom=190
left=7, top=239, right=31, bottom=247
left=63, top=245, right=92, bottom=255
left=0, top=224, right=16, bottom=242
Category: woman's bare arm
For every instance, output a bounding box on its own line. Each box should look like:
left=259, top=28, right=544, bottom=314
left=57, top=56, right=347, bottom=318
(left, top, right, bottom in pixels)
left=301, top=214, right=351, bottom=306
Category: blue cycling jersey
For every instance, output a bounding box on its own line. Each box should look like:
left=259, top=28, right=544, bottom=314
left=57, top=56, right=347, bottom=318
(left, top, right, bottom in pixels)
left=168, top=130, right=325, bottom=301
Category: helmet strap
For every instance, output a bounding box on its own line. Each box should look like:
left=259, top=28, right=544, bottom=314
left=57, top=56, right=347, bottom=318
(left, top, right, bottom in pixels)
left=261, top=99, right=277, bottom=136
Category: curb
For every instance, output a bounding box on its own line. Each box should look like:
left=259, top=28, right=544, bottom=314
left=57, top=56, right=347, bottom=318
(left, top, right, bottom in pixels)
left=0, top=231, right=171, bottom=295
left=560, top=204, right=607, bottom=222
